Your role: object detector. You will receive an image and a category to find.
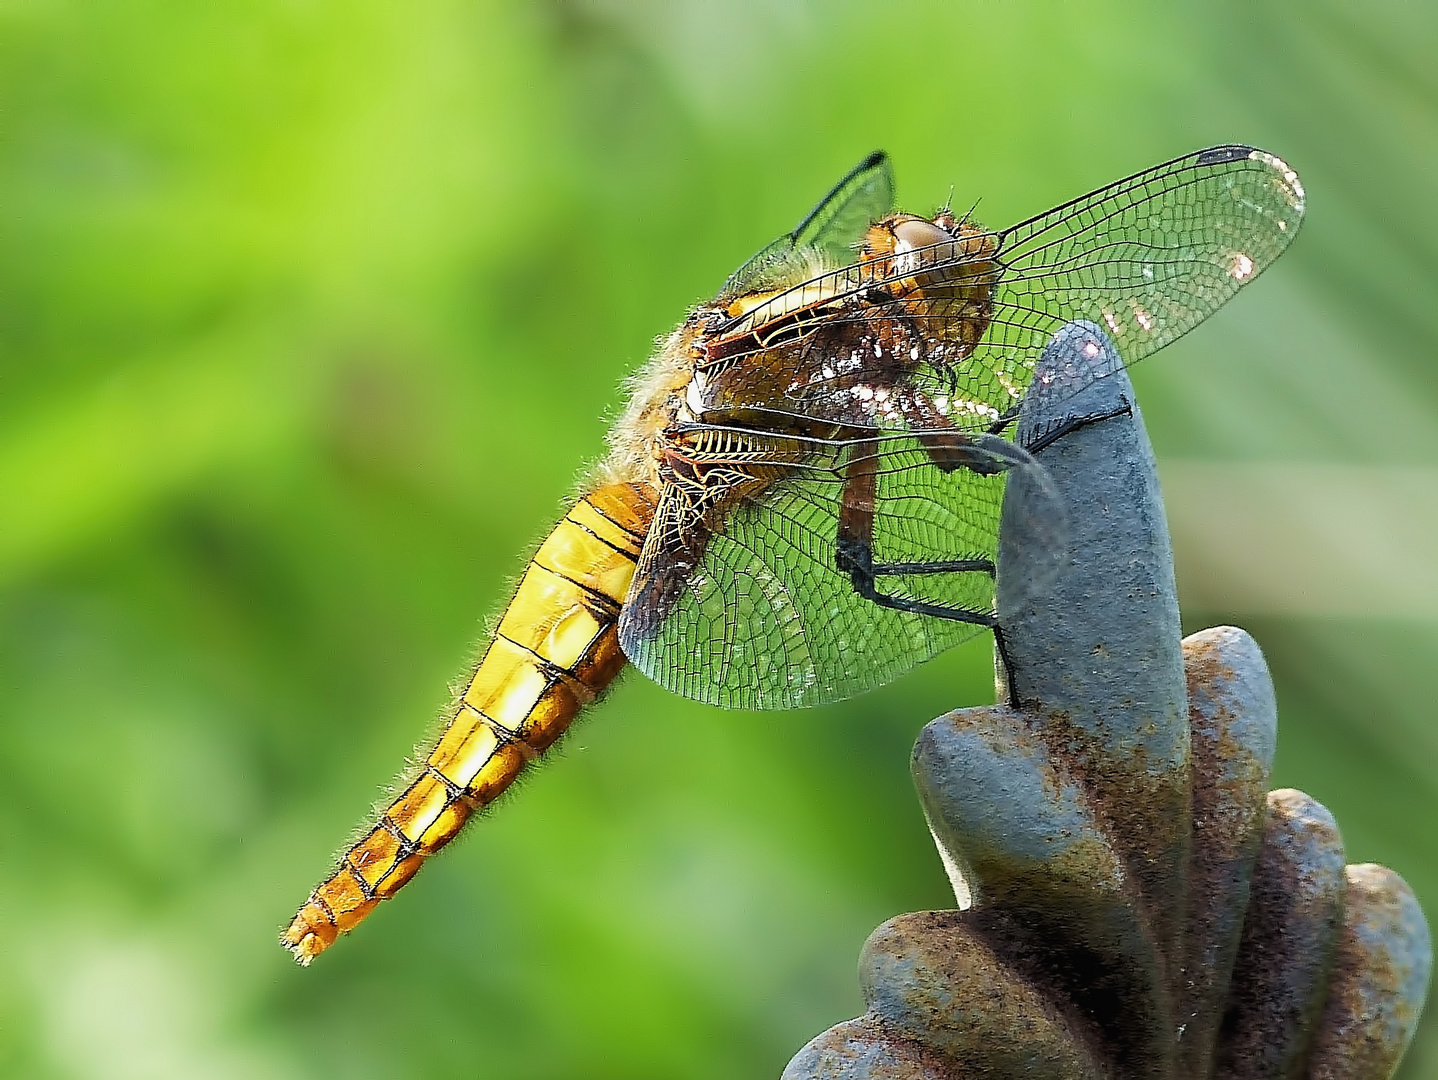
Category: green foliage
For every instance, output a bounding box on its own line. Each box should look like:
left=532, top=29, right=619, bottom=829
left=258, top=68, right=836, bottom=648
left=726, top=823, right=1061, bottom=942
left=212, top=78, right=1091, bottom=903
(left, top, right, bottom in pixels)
left=2, top=1, right=1434, bottom=1076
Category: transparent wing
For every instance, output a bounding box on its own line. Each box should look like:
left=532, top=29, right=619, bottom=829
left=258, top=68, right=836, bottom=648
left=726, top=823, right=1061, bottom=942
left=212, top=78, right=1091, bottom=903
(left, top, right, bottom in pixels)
left=617, top=434, right=1059, bottom=710
left=718, top=145, right=1306, bottom=433
left=721, top=150, right=896, bottom=298
left=970, top=144, right=1305, bottom=420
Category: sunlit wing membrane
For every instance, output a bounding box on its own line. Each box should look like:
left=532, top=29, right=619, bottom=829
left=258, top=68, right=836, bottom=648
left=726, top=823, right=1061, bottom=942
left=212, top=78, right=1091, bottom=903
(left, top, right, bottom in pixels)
left=721, top=150, right=896, bottom=297
left=957, top=144, right=1307, bottom=421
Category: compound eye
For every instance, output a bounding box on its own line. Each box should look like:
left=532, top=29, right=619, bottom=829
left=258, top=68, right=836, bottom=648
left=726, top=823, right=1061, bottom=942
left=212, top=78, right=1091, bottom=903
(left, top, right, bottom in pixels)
left=891, top=219, right=958, bottom=274
left=892, top=219, right=953, bottom=254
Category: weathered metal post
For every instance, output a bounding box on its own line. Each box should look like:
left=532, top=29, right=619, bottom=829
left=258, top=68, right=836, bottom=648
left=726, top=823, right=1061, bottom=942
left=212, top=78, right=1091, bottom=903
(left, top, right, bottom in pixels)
left=782, top=323, right=1432, bottom=1080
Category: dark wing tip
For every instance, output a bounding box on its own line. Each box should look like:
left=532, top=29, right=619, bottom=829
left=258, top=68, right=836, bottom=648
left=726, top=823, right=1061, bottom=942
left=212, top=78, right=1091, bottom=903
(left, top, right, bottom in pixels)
left=1196, top=144, right=1257, bottom=166
left=858, top=149, right=888, bottom=170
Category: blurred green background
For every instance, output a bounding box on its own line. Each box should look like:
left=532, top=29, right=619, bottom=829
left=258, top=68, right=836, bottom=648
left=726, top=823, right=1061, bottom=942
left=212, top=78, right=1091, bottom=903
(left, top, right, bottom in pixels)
left=2, top=1, right=1435, bottom=1076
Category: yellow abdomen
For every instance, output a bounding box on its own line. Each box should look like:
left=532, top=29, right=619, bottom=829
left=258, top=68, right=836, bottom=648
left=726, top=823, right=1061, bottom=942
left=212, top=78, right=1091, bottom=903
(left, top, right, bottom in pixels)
left=282, top=482, right=658, bottom=964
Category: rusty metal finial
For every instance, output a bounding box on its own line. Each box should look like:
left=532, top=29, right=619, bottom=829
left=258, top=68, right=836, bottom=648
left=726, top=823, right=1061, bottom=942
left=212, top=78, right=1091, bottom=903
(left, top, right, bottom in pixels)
left=783, top=323, right=1432, bottom=1080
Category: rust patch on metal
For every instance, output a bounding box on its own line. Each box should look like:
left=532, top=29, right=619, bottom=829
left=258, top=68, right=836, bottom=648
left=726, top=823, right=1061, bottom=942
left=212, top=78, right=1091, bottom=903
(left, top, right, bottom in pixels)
left=1307, top=865, right=1433, bottom=1080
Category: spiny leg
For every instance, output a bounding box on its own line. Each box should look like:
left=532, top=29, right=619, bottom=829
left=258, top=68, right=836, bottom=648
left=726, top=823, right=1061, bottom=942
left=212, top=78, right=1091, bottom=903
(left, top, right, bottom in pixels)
left=913, top=428, right=1008, bottom=477
left=833, top=446, right=996, bottom=626
left=914, top=424, right=1034, bottom=708
left=1021, top=398, right=1135, bottom=456
left=991, top=621, right=1022, bottom=709
left=985, top=380, right=1140, bottom=453
left=837, top=405, right=1030, bottom=703
left=897, top=393, right=1060, bottom=708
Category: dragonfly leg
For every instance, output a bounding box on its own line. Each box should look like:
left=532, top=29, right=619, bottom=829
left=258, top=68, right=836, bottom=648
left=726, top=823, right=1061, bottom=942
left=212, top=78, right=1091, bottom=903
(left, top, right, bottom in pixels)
left=914, top=429, right=1008, bottom=476
left=991, top=621, right=1022, bottom=707
left=834, top=449, right=996, bottom=627
left=902, top=391, right=1010, bottom=476
left=837, top=541, right=998, bottom=626
left=1021, top=397, right=1133, bottom=456
left=986, top=402, right=1022, bottom=436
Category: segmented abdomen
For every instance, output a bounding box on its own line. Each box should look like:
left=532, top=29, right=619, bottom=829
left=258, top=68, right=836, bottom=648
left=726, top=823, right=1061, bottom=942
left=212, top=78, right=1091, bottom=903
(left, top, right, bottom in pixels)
left=281, top=482, right=658, bottom=964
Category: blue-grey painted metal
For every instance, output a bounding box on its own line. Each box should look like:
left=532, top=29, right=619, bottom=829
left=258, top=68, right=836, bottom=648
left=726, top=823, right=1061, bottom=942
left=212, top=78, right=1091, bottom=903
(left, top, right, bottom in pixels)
left=781, top=322, right=1431, bottom=1080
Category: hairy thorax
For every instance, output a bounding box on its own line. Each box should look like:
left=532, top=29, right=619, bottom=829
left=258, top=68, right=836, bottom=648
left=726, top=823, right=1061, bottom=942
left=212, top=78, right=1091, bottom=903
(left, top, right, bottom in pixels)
left=601, top=210, right=999, bottom=493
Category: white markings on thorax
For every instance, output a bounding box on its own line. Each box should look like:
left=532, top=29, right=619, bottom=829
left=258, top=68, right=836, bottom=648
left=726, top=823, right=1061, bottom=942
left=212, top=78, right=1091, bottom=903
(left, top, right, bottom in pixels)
left=684, top=369, right=708, bottom=417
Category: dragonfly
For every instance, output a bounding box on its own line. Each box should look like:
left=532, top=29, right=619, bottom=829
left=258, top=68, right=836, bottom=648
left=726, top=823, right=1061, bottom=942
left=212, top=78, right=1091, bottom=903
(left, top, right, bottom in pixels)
left=282, top=145, right=1305, bottom=964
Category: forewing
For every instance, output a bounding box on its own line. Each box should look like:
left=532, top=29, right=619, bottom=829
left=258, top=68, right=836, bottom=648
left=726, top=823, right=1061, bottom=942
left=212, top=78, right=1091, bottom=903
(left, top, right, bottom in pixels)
left=960, top=144, right=1306, bottom=418
left=722, top=150, right=895, bottom=298
left=618, top=438, right=1008, bottom=711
